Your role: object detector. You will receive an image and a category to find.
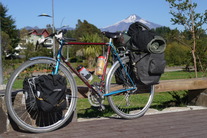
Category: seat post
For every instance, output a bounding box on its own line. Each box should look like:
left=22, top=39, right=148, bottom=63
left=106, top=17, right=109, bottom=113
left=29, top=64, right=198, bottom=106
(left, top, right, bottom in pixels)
left=109, top=38, right=112, bottom=44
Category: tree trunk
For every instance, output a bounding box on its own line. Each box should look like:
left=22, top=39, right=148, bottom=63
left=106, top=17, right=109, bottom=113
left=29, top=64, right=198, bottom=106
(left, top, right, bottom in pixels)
left=190, top=0, right=198, bottom=78
left=88, top=56, right=93, bottom=69
left=192, top=49, right=197, bottom=78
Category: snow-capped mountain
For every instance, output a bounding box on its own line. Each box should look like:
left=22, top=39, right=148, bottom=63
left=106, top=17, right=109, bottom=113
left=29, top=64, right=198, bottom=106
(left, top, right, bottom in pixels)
left=101, top=14, right=162, bottom=32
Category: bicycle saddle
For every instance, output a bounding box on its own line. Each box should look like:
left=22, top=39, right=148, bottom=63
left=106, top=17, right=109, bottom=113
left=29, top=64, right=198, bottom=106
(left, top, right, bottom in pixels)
left=102, top=32, right=122, bottom=39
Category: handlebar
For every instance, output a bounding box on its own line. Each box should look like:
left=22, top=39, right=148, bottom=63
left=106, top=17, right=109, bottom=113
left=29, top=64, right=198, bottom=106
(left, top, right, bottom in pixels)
left=38, top=29, right=76, bottom=46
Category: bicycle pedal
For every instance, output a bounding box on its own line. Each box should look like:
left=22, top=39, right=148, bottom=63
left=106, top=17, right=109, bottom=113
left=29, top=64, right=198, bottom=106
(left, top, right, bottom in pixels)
left=98, top=104, right=105, bottom=111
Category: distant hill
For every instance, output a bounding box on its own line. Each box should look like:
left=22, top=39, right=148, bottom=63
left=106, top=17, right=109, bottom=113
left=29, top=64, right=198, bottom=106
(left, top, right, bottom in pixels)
left=22, top=14, right=162, bottom=32
left=100, top=14, right=162, bottom=32
left=21, top=26, right=73, bottom=31
left=22, top=26, right=40, bottom=30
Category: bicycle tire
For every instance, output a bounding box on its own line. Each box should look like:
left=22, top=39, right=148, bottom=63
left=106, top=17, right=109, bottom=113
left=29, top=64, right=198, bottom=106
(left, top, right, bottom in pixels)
left=5, top=58, right=77, bottom=133
left=106, top=56, right=154, bottom=119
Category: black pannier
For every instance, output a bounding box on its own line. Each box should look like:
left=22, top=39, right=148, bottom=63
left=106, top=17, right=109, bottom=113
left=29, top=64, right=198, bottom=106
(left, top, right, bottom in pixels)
left=127, top=22, right=166, bottom=54
left=23, top=74, right=67, bottom=112
left=126, top=22, right=166, bottom=85
left=130, top=52, right=166, bottom=85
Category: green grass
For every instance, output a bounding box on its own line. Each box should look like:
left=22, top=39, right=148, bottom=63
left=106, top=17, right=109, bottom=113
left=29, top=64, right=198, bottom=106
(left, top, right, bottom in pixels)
left=151, top=91, right=188, bottom=110
left=77, top=90, right=189, bottom=118
left=161, top=71, right=207, bottom=80
left=77, top=98, right=114, bottom=118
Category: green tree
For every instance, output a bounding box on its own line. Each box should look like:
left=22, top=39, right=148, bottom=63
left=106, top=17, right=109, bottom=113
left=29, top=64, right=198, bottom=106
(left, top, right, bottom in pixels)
left=23, top=42, right=51, bottom=60
left=71, top=20, right=103, bottom=68
left=196, top=37, right=207, bottom=71
left=165, top=41, right=190, bottom=66
left=75, top=19, right=102, bottom=39
left=80, top=33, right=102, bottom=68
left=1, top=31, right=12, bottom=57
left=153, top=26, right=171, bottom=38
left=166, top=0, right=207, bottom=77
left=0, top=2, right=19, bottom=56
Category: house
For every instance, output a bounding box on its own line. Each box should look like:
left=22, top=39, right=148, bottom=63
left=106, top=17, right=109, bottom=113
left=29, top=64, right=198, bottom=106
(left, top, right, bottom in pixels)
left=27, top=29, right=53, bottom=48
left=10, top=29, right=54, bottom=59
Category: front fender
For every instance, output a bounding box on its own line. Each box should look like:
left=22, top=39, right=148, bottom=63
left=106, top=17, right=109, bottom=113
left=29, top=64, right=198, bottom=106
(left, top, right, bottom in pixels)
left=29, top=56, right=55, bottom=61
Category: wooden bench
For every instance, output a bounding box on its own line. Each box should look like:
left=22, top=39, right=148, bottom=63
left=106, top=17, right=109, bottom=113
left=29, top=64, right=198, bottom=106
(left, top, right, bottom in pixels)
left=155, top=78, right=207, bottom=92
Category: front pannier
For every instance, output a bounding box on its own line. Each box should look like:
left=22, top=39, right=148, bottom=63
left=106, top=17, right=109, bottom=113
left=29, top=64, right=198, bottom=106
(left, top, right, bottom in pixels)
left=35, top=74, right=67, bottom=112
left=23, top=74, right=67, bottom=112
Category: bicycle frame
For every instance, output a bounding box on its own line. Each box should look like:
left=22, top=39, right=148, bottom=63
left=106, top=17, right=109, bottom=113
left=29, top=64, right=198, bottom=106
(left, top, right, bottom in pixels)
left=53, top=37, right=136, bottom=99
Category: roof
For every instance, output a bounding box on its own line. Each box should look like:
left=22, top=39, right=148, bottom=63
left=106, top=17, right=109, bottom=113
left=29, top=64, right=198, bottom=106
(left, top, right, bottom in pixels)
left=28, top=29, right=50, bottom=37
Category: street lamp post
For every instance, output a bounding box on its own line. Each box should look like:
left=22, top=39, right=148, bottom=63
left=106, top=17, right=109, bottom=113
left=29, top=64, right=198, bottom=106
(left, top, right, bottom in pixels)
left=38, top=0, right=55, bottom=58
left=52, top=0, right=55, bottom=58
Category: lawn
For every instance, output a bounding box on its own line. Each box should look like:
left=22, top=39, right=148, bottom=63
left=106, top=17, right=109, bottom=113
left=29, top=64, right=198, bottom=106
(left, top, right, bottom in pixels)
left=161, top=71, right=207, bottom=80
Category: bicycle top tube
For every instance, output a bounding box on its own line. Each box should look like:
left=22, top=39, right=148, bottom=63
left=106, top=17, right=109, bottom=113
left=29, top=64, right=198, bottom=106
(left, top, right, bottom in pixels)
left=64, top=31, right=122, bottom=46
left=65, top=42, right=107, bottom=45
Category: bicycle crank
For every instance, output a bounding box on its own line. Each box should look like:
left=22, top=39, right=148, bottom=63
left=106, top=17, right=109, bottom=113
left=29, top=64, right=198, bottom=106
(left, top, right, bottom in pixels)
left=88, top=90, right=104, bottom=107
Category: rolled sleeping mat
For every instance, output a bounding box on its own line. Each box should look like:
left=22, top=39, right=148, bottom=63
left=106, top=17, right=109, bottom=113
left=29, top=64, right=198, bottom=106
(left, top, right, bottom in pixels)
left=147, top=36, right=166, bottom=54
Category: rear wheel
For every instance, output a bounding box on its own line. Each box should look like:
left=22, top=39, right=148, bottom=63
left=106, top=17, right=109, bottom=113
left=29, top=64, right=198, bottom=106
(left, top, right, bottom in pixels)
left=106, top=57, right=154, bottom=119
left=5, top=58, right=77, bottom=133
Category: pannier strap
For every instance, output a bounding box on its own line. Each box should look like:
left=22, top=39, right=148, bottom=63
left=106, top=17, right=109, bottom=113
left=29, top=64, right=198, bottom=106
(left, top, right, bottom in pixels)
left=130, top=52, right=149, bottom=64
left=102, top=32, right=122, bottom=39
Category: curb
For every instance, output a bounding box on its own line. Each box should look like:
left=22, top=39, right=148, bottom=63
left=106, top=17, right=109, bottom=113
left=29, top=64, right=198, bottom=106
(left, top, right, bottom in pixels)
left=77, top=106, right=207, bottom=122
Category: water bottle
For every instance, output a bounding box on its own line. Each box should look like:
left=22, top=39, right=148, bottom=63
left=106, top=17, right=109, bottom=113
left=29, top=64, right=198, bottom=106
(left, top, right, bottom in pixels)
left=95, top=56, right=106, bottom=76
left=77, top=65, right=93, bottom=82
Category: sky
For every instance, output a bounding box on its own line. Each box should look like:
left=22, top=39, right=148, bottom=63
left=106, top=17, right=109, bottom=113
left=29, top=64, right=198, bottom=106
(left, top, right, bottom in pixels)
left=1, top=0, right=207, bottom=30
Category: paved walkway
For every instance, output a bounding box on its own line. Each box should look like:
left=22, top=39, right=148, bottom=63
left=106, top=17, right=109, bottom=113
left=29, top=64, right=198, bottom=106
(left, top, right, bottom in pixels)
left=1, top=109, right=207, bottom=138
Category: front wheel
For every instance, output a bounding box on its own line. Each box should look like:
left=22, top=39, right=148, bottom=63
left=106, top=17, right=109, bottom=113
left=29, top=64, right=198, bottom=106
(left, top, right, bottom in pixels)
left=106, top=56, right=154, bottom=119
left=5, top=58, right=77, bottom=133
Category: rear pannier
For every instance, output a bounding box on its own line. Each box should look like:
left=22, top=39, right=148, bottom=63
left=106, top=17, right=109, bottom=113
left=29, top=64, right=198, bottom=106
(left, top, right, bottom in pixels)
left=127, top=22, right=166, bottom=85
left=130, top=52, right=166, bottom=85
